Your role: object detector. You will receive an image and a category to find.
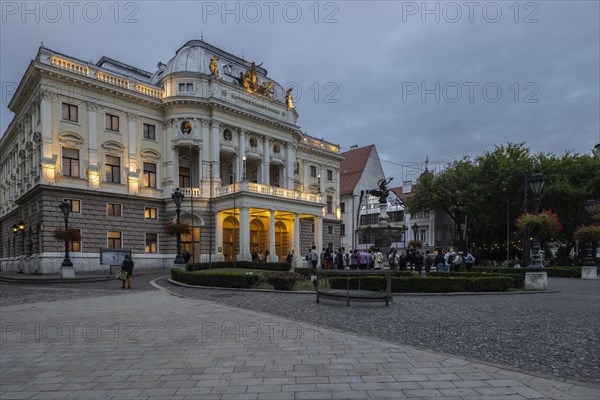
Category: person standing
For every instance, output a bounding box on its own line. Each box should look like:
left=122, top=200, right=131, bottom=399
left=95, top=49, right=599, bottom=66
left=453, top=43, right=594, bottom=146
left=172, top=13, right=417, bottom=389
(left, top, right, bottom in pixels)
left=319, top=247, right=326, bottom=269
left=414, top=250, right=424, bottom=275
left=358, top=249, right=368, bottom=270
left=374, top=248, right=384, bottom=269
left=435, top=250, right=445, bottom=272
left=334, top=248, right=345, bottom=270
left=308, top=246, right=319, bottom=269
left=465, top=251, right=475, bottom=272
left=120, top=253, right=134, bottom=289
left=350, top=249, right=359, bottom=269
left=324, top=248, right=334, bottom=270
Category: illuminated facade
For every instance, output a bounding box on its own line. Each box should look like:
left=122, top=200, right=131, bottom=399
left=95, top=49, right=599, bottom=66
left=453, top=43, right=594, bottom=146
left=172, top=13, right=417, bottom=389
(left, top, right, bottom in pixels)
left=0, top=40, right=342, bottom=273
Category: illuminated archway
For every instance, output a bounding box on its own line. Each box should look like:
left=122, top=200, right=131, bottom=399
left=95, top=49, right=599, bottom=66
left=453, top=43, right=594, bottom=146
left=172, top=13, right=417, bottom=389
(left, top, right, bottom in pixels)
left=275, top=221, right=289, bottom=261
left=250, top=218, right=267, bottom=256
left=223, top=216, right=239, bottom=261
left=180, top=214, right=201, bottom=263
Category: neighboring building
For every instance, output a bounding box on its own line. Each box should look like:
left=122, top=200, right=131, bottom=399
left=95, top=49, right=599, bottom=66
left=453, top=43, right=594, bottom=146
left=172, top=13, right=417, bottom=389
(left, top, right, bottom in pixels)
left=0, top=40, right=342, bottom=273
left=339, top=145, right=406, bottom=252
left=392, top=179, right=464, bottom=251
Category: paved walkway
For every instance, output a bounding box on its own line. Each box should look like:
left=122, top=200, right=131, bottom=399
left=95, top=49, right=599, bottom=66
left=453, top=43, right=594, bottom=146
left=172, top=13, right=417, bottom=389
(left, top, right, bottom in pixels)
left=1, top=288, right=598, bottom=399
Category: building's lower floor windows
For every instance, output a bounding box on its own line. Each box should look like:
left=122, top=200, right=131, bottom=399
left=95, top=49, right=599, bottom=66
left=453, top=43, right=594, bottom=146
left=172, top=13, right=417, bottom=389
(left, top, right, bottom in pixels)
left=69, top=229, right=81, bottom=252
left=145, top=233, right=158, bottom=253
left=108, top=231, right=122, bottom=248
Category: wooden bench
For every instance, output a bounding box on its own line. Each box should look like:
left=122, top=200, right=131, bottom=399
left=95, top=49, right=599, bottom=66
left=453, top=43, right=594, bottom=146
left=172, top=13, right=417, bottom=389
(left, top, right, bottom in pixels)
left=314, top=270, right=393, bottom=306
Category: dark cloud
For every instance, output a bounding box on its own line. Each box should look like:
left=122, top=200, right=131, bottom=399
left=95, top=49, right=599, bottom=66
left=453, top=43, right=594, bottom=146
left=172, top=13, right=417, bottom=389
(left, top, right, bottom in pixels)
left=1, top=1, right=598, bottom=186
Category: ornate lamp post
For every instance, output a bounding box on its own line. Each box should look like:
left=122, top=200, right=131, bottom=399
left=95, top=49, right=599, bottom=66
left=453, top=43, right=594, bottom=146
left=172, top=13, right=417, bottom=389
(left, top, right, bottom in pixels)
left=583, top=199, right=597, bottom=268
left=172, top=188, right=185, bottom=265
left=18, top=221, right=25, bottom=256
left=527, top=172, right=545, bottom=270
left=11, top=224, right=18, bottom=259
left=59, top=201, right=72, bottom=267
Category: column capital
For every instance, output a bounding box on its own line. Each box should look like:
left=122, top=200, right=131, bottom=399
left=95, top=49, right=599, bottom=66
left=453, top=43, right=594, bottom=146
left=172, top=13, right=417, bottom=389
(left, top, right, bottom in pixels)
left=201, top=119, right=211, bottom=128
left=210, top=120, right=222, bottom=129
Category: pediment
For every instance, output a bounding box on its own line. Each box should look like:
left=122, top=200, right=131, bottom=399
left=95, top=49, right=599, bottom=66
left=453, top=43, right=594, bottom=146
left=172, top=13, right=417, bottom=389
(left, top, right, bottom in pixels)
left=101, top=141, right=125, bottom=153
left=140, top=149, right=161, bottom=161
left=58, top=132, right=85, bottom=145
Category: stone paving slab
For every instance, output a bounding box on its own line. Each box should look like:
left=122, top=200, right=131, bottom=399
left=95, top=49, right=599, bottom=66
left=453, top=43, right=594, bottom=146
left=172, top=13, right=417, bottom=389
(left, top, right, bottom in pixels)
left=1, top=290, right=598, bottom=400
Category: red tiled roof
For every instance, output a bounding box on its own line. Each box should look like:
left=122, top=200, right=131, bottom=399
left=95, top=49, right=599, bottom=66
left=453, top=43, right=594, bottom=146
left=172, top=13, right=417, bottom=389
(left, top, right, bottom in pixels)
left=340, top=145, right=374, bottom=195
left=390, top=186, right=413, bottom=202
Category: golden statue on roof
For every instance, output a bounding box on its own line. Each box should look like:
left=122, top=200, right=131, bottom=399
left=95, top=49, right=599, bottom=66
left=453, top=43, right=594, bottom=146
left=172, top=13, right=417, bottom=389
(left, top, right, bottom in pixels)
left=209, top=55, right=220, bottom=78
left=286, top=88, right=295, bottom=109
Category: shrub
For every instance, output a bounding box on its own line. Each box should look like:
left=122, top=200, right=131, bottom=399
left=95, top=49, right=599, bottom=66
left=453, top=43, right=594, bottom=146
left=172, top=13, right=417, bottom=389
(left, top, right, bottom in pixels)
left=328, top=275, right=516, bottom=293
left=573, top=225, right=600, bottom=242
left=164, top=222, right=191, bottom=236
left=52, top=228, right=81, bottom=242
left=393, top=271, right=420, bottom=277
left=294, top=267, right=316, bottom=277
left=171, top=268, right=260, bottom=288
left=546, top=267, right=581, bottom=278
left=187, top=261, right=291, bottom=272
left=429, top=271, right=524, bottom=288
left=267, top=272, right=301, bottom=290
left=516, top=211, right=562, bottom=237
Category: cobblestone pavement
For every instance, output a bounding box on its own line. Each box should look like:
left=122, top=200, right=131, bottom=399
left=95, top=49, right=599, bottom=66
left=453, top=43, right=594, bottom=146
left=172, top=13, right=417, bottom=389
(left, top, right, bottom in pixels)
left=160, top=277, right=600, bottom=385
left=2, top=290, right=599, bottom=400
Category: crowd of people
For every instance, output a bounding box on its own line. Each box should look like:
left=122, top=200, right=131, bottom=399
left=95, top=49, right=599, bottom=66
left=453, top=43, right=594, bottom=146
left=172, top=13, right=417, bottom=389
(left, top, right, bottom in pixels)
left=304, top=246, right=476, bottom=273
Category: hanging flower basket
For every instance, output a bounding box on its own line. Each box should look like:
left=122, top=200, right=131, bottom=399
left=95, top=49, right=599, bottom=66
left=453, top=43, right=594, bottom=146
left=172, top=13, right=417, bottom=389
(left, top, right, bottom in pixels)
left=573, top=225, right=600, bottom=242
left=408, top=240, right=423, bottom=249
left=53, top=228, right=81, bottom=242
left=164, top=222, right=191, bottom=236
left=516, top=210, right=562, bottom=238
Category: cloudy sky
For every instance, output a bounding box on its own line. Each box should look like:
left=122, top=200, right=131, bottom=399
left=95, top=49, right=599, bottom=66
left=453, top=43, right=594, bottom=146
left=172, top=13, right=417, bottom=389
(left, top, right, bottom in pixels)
left=1, top=0, right=598, bottom=184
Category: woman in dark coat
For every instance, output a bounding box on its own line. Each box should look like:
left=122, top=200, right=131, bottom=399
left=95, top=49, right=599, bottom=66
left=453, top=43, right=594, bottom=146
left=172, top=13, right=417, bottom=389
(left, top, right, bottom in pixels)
left=120, top=254, right=134, bottom=289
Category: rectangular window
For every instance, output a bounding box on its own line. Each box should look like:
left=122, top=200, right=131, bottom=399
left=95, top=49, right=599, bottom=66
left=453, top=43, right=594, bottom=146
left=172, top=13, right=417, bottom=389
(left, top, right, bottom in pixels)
left=105, top=155, right=121, bottom=183
left=145, top=233, right=158, bottom=253
left=327, top=170, right=333, bottom=181
left=63, top=199, right=81, bottom=214
left=69, top=229, right=81, bottom=252
left=327, top=196, right=333, bottom=214
left=62, top=148, right=80, bottom=177
left=328, top=226, right=333, bottom=235
left=310, top=166, right=317, bottom=178
left=179, top=167, right=190, bottom=188
left=143, top=162, right=157, bottom=188
left=61, top=103, right=78, bottom=122
left=178, top=83, right=193, bottom=92
left=143, top=123, right=156, bottom=140
left=107, top=231, right=122, bottom=249
left=340, top=202, right=345, bottom=213
left=105, top=113, right=120, bottom=132
left=145, top=207, right=158, bottom=219
left=340, top=223, right=346, bottom=236
left=294, top=162, right=299, bottom=174
left=107, top=203, right=122, bottom=217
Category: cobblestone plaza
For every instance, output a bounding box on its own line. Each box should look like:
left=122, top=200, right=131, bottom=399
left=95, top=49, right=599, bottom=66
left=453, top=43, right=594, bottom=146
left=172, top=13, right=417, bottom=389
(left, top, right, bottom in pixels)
left=1, top=274, right=598, bottom=399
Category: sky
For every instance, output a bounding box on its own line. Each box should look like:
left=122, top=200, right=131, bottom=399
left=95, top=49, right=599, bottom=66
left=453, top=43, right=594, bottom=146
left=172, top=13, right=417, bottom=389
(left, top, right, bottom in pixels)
left=1, top=0, right=599, bottom=185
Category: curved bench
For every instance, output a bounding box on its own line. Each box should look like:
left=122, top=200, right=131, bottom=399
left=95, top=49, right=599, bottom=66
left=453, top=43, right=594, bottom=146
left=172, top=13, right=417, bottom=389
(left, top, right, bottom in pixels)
left=314, top=270, right=393, bottom=306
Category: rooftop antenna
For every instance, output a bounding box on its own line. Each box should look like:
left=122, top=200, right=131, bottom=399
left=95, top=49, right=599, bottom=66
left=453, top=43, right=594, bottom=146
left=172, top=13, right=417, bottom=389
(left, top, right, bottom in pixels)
left=425, top=156, right=429, bottom=172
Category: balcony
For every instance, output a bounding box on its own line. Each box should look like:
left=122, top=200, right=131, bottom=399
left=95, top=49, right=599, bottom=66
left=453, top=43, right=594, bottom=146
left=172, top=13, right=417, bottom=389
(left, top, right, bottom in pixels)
left=217, top=182, right=321, bottom=204
left=181, top=188, right=201, bottom=198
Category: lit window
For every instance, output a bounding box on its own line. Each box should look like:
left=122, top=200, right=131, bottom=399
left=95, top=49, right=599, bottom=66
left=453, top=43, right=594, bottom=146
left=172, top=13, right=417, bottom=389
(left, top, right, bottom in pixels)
left=145, top=207, right=158, bottom=219
left=145, top=233, right=158, bottom=253
left=143, top=123, right=156, bottom=140
left=105, top=114, right=120, bottom=132
left=107, top=231, right=122, bottom=249
left=62, top=103, right=78, bottom=122
left=179, top=167, right=190, bottom=188
left=107, top=203, right=122, bottom=217
left=62, top=148, right=80, bottom=177
left=69, top=229, right=81, bottom=252
left=63, top=199, right=81, bottom=214
left=143, top=162, right=157, bottom=188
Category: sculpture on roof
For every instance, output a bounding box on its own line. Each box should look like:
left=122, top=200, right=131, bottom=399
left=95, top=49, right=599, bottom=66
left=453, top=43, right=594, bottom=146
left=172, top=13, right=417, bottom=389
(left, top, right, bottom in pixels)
left=209, top=55, right=220, bottom=78
left=366, top=178, right=393, bottom=204
left=286, top=88, right=295, bottom=109
left=239, top=62, right=268, bottom=96
left=258, top=81, right=274, bottom=97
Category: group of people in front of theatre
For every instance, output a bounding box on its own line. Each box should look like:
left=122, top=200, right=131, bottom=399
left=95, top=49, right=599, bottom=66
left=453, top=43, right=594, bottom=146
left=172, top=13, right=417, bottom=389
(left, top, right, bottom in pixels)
left=306, top=246, right=475, bottom=273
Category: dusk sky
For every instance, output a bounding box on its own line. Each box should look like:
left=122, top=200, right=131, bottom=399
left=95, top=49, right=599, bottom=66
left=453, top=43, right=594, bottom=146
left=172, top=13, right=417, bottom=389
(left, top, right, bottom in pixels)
left=2, top=0, right=599, bottom=185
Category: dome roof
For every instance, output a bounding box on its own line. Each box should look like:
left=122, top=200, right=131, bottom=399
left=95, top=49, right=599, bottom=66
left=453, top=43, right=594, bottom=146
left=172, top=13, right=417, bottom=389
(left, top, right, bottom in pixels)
left=163, top=40, right=209, bottom=75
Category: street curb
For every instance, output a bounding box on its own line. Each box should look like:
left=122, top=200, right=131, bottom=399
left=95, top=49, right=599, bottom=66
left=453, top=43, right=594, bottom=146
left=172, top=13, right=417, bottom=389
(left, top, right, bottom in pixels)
left=0, top=269, right=171, bottom=284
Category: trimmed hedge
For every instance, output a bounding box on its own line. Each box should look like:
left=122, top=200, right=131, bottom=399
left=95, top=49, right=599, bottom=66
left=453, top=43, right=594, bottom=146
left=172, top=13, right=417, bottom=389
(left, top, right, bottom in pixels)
left=545, top=267, right=581, bottom=278
left=267, top=272, right=301, bottom=290
left=328, top=276, right=515, bottom=293
left=171, top=268, right=260, bottom=288
left=429, top=271, right=524, bottom=288
left=187, top=261, right=291, bottom=272
left=294, top=267, right=316, bottom=277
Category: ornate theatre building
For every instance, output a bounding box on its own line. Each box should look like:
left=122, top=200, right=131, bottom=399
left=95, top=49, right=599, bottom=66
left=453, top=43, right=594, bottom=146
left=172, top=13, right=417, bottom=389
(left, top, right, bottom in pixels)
left=0, top=40, right=343, bottom=273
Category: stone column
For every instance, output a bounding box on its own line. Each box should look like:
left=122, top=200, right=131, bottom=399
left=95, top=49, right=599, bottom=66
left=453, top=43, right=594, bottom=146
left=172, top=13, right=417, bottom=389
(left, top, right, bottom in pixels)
left=39, top=91, right=55, bottom=183
left=268, top=210, right=276, bottom=262
left=201, top=119, right=210, bottom=195
left=294, top=213, right=302, bottom=269
left=238, top=129, right=246, bottom=180
left=286, top=143, right=296, bottom=190
left=215, top=211, right=223, bottom=257
left=210, top=121, right=221, bottom=186
left=86, top=102, right=99, bottom=189
left=262, top=136, right=270, bottom=185
left=172, top=146, right=179, bottom=188
left=239, top=207, right=252, bottom=260
left=314, top=215, right=323, bottom=253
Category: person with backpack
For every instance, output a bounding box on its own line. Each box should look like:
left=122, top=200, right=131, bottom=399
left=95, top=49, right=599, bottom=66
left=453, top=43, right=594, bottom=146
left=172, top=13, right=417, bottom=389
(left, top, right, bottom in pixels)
left=120, top=253, right=134, bottom=289
left=445, top=250, right=455, bottom=273
left=373, top=248, right=384, bottom=269
left=453, top=252, right=463, bottom=272
left=387, top=249, right=398, bottom=270
left=465, top=251, right=475, bottom=272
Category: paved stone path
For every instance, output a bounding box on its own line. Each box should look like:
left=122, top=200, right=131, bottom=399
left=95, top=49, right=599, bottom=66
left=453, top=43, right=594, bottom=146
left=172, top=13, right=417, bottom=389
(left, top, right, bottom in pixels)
left=161, top=277, right=600, bottom=386
left=1, top=288, right=599, bottom=399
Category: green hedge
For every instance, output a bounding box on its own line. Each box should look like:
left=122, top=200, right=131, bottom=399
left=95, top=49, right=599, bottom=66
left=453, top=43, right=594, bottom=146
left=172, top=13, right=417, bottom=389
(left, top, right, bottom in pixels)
left=328, top=276, right=515, bottom=293
left=294, top=267, right=316, bottom=277
left=187, top=261, right=291, bottom=272
left=266, top=272, right=301, bottom=290
left=545, top=267, right=581, bottom=278
left=429, top=271, right=524, bottom=288
left=473, top=267, right=528, bottom=275
left=171, top=268, right=260, bottom=288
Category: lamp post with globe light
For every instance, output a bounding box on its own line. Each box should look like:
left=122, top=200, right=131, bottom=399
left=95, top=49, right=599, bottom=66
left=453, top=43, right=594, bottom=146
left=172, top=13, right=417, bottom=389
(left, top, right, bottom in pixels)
left=527, top=172, right=545, bottom=270
left=172, top=188, right=185, bottom=266
left=583, top=199, right=597, bottom=269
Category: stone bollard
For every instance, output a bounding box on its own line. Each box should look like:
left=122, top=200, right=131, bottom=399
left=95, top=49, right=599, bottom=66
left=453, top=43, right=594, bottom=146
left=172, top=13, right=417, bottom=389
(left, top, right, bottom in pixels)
left=525, top=271, right=547, bottom=290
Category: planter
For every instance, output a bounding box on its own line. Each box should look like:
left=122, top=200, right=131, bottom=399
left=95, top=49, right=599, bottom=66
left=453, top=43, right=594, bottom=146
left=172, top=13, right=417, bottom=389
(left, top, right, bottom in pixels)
left=525, top=271, right=547, bottom=290
left=581, top=266, right=598, bottom=280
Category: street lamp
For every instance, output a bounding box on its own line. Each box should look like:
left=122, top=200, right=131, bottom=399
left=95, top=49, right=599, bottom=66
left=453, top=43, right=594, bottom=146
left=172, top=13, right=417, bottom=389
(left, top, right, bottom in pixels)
left=59, top=201, right=73, bottom=267
left=583, top=199, right=597, bottom=268
left=12, top=224, right=18, bottom=257
left=527, top=172, right=545, bottom=270
left=503, top=188, right=510, bottom=267
left=172, top=188, right=185, bottom=265
left=242, top=156, right=247, bottom=181
left=18, top=221, right=25, bottom=257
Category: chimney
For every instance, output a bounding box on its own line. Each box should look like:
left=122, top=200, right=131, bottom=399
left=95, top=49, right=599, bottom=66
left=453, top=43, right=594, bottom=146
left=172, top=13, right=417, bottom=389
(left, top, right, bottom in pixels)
left=403, top=180, right=412, bottom=194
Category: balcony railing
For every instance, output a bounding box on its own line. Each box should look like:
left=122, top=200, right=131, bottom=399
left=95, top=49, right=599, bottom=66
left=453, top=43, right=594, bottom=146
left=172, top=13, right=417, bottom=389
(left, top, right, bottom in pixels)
left=181, top=188, right=201, bottom=197
left=217, top=183, right=322, bottom=204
